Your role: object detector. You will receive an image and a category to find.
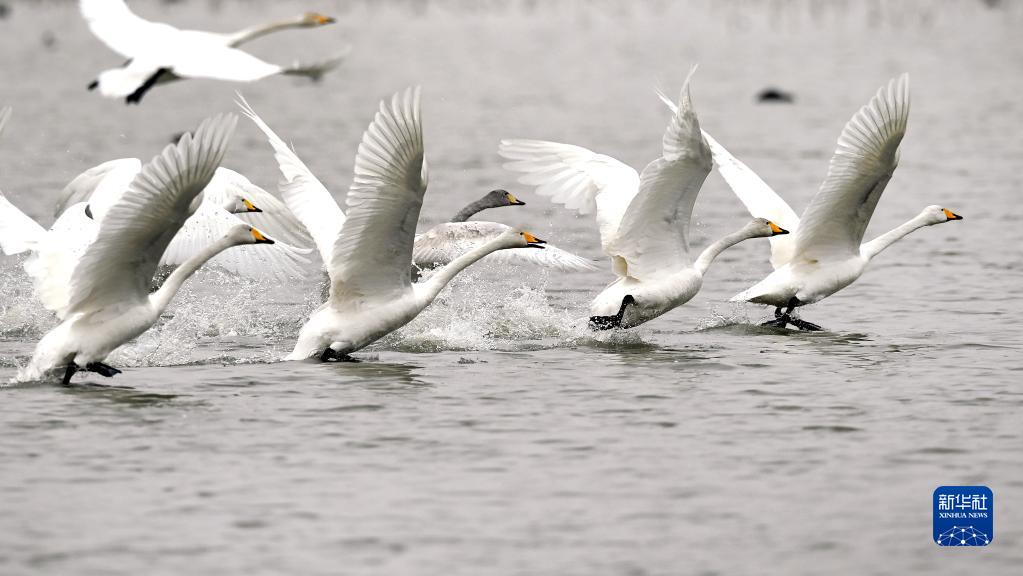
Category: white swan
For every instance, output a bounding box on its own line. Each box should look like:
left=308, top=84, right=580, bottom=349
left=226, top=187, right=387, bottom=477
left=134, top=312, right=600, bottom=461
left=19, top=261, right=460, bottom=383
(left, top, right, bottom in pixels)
left=18, top=115, right=280, bottom=384
left=80, top=0, right=343, bottom=104
left=267, top=87, right=547, bottom=360
left=701, top=74, right=963, bottom=330
left=235, top=94, right=595, bottom=273
left=0, top=161, right=310, bottom=285
left=499, top=69, right=788, bottom=329
left=52, top=158, right=313, bottom=277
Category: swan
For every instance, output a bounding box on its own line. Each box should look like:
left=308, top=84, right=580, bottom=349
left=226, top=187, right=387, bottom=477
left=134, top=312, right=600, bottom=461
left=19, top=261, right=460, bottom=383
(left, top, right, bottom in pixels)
left=235, top=94, right=595, bottom=273
left=1, top=158, right=310, bottom=284
left=52, top=158, right=313, bottom=277
left=17, top=115, right=281, bottom=385
left=499, top=69, right=788, bottom=329
left=256, top=87, right=547, bottom=361
left=700, top=74, right=963, bottom=330
left=80, top=0, right=344, bottom=104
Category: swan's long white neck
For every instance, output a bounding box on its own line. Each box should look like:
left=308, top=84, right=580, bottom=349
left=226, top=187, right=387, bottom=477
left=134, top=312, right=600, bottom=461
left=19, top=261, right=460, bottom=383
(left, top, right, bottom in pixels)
left=859, top=212, right=931, bottom=261
left=694, top=227, right=757, bottom=276
left=149, top=235, right=243, bottom=312
left=226, top=18, right=304, bottom=47
left=415, top=239, right=513, bottom=303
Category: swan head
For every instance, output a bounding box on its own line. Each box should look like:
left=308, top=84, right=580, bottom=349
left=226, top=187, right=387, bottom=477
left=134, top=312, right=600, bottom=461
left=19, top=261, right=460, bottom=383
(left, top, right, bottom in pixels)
left=300, top=12, right=337, bottom=27
left=503, top=229, right=546, bottom=249
left=745, top=217, right=790, bottom=237
left=228, top=224, right=276, bottom=245
left=222, top=195, right=263, bottom=214
left=921, top=205, right=963, bottom=225
left=493, top=189, right=526, bottom=207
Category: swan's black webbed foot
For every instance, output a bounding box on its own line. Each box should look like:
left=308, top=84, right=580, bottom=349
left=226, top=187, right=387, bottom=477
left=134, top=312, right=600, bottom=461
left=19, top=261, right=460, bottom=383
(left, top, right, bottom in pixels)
left=589, top=295, right=636, bottom=331
left=85, top=362, right=122, bottom=378
left=790, top=317, right=823, bottom=331
left=761, top=316, right=790, bottom=329
left=87, top=80, right=99, bottom=91
left=62, top=363, right=79, bottom=386
left=320, top=348, right=359, bottom=363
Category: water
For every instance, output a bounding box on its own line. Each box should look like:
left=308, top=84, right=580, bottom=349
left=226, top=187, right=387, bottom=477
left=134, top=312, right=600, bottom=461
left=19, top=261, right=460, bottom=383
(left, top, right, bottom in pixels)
left=2, top=1, right=1022, bottom=573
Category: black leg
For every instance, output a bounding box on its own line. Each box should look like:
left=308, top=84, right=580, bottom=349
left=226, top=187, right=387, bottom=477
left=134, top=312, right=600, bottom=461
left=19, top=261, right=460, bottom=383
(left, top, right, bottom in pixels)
left=589, top=295, right=636, bottom=331
left=761, top=297, right=799, bottom=329
left=87, top=80, right=98, bottom=91
left=62, top=363, right=78, bottom=386
left=84, top=362, right=122, bottom=378
left=125, top=68, right=168, bottom=105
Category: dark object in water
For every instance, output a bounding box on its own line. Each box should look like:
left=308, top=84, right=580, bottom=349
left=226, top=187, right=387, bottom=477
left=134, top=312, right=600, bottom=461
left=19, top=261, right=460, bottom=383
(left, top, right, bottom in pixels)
left=756, top=88, right=795, bottom=103
left=0, top=3, right=10, bottom=20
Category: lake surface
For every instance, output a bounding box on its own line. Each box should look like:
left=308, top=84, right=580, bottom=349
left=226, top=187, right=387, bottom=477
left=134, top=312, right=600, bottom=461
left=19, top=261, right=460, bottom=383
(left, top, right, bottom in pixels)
left=1, top=0, right=1021, bottom=574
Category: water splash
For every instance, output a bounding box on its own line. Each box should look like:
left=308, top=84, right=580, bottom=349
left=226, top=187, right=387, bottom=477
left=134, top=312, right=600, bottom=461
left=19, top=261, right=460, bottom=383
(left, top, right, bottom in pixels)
left=381, top=265, right=587, bottom=352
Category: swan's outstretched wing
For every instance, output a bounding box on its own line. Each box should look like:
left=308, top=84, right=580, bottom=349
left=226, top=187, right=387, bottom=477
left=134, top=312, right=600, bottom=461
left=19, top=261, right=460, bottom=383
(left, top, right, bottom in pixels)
left=80, top=0, right=176, bottom=58
left=498, top=140, right=639, bottom=254
left=606, top=69, right=712, bottom=281
left=53, top=158, right=141, bottom=218
left=160, top=200, right=311, bottom=281
left=23, top=203, right=98, bottom=314
left=412, top=221, right=599, bottom=272
left=794, top=74, right=910, bottom=260
left=0, top=190, right=46, bottom=256
left=202, top=167, right=314, bottom=248
left=237, top=95, right=344, bottom=262
left=329, top=87, right=427, bottom=302
left=701, top=131, right=800, bottom=269
left=64, top=114, right=236, bottom=316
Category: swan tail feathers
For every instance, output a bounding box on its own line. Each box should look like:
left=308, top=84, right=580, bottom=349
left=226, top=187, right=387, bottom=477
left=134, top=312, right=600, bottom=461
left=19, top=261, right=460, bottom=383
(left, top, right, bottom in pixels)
left=282, top=47, right=351, bottom=82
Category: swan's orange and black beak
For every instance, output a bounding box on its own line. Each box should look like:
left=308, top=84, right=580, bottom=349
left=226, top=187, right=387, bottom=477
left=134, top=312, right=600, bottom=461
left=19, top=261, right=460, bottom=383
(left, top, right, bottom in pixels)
left=943, top=208, right=963, bottom=221
left=522, top=231, right=546, bottom=249
left=242, top=198, right=263, bottom=213
left=313, top=13, right=336, bottom=25
left=768, top=221, right=789, bottom=235
left=506, top=192, right=526, bottom=206
left=251, top=228, right=275, bottom=244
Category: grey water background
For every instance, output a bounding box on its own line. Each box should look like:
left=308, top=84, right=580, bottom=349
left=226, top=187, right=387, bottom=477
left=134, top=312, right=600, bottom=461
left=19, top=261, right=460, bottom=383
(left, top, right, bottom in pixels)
left=1, top=0, right=1021, bottom=573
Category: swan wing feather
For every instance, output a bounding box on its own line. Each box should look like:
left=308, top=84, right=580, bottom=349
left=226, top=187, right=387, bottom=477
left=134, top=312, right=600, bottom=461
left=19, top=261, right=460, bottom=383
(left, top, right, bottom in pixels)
left=608, top=68, right=712, bottom=281
left=794, top=74, right=910, bottom=260
left=329, top=87, right=427, bottom=302
left=64, top=114, right=236, bottom=315
left=498, top=139, right=640, bottom=254
left=701, top=131, right=800, bottom=269
left=237, top=95, right=343, bottom=263
left=160, top=201, right=311, bottom=281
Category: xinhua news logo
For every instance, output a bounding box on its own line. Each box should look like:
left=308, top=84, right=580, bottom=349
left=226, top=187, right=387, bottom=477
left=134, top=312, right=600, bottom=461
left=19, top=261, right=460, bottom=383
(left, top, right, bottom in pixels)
left=933, top=486, right=993, bottom=546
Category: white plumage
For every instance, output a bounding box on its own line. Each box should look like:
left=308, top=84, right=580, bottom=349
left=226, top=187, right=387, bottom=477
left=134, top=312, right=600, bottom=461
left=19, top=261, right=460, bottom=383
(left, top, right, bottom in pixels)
left=237, top=94, right=593, bottom=274
left=500, top=69, right=787, bottom=329
left=18, top=115, right=282, bottom=384
left=703, top=74, right=963, bottom=330
left=80, top=0, right=343, bottom=103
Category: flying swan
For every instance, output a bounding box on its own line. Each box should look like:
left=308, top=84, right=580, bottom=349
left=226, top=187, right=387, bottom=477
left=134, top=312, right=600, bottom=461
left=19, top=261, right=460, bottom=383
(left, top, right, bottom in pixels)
left=700, top=74, right=963, bottom=330
left=80, top=0, right=344, bottom=103
left=499, top=69, right=788, bottom=329
left=17, top=114, right=282, bottom=385
left=261, top=87, right=548, bottom=361
left=235, top=95, right=596, bottom=274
